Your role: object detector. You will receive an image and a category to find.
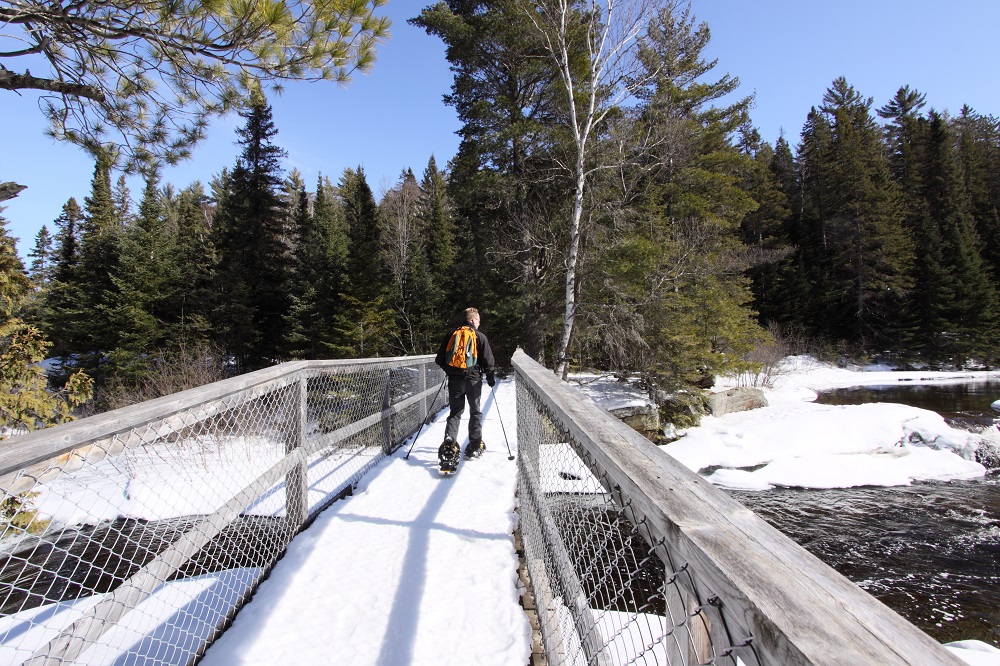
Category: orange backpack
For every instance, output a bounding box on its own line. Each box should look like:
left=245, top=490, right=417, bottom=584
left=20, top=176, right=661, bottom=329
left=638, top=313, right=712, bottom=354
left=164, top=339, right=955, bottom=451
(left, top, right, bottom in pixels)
left=445, top=326, right=478, bottom=370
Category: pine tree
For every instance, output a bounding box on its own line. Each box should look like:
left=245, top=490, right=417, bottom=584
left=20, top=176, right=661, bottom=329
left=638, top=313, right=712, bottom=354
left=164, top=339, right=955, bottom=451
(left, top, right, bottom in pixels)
left=109, top=174, right=174, bottom=379
left=922, top=111, right=998, bottom=364
left=878, top=86, right=928, bottom=199
left=336, top=166, right=393, bottom=356
left=588, top=1, right=766, bottom=390
left=26, top=226, right=54, bottom=288
left=800, top=78, right=913, bottom=346
left=0, top=208, right=92, bottom=436
left=212, top=93, right=291, bottom=366
left=413, top=0, right=565, bottom=363
left=73, top=154, right=124, bottom=374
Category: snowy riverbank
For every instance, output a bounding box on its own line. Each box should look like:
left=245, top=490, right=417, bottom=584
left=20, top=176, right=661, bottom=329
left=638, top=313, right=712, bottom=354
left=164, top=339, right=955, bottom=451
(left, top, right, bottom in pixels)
left=574, top=357, right=1000, bottom=663
left=574, top=356, right=999, bottom=491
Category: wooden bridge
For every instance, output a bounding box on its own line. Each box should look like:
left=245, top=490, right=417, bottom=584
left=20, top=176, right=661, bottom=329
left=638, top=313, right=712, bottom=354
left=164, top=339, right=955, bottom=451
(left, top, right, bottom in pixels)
left=0, top=352, right=965, bottom=665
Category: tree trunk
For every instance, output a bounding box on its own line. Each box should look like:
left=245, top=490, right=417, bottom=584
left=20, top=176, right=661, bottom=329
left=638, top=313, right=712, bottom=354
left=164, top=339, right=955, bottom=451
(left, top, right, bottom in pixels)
left=555, top=160, right=586, bottom=379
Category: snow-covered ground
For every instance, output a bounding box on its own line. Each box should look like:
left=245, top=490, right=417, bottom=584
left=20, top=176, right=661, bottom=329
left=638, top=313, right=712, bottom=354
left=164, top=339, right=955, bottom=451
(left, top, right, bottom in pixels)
left=1, top=381, right=532, bottom=665
left=198, top=379, right=532, bottom=665
left=575, top=356, right=998, bottom=491
left=574, top=357, right=1000, bottom=664
left=5, top=365, right=999, bottom=665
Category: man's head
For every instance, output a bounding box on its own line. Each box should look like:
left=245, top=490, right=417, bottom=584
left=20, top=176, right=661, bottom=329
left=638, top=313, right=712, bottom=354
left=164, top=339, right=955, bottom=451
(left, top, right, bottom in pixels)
left=464, top=307, right=480, bottom=328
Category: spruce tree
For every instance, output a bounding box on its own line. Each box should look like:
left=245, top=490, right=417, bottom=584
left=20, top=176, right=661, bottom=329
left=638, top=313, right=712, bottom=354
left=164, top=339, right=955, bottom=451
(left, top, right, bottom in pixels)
left=877, top=86, right=933, bottom=359
left=336, top=166, right=393, bottom=356
left=310, top=174, right=350, bottom=355
left=26, top=226, right=54, bottom=288
left=955, top=106, right=1000, bottom=284
left=39, top=198, right=83, bottom=359
left=42, top=156, right=124, bottom=379
left=416, top=155, right=456, bottom=347
left=760, top=135, right=813, bottom=328
left=212, top=93, right=291, bottom=366
left=285, top=182, right=324, bottom=357
left=170, top=183, right=215, bottom=344
left=800, top=78, right=913, bottom=347
left=112, top=175, right=133, bottom=229
left=109, top=175, right=171, bottom=381
left=74, top=154, right=124, bottom=374
left=52, top=198, right=82, bottom=276
left=739, top=128, right=793, bottom=326
left=922, top=111, right=998, bottom=364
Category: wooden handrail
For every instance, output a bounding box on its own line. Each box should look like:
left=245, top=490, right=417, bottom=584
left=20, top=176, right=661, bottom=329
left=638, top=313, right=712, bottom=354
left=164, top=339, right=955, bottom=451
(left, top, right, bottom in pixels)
left=511, top=349, right=963, bottom=666
left=0, top=356, right=434, bottom=479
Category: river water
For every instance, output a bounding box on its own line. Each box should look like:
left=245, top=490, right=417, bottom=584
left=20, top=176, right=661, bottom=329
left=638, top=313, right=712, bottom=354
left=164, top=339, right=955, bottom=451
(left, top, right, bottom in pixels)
left=727, top=381, right=1000, bottom=647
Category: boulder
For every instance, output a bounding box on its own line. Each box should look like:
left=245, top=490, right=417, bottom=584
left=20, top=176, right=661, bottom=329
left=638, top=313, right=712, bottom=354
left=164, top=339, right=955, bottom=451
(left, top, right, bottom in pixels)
left=707, top=387, right=768, bottom=417
left=608, top=404, right=660, bottom=441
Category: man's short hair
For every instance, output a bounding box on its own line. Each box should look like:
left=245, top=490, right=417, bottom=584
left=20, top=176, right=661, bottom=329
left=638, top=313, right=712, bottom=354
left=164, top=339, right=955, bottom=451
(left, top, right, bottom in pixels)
left=464, top=307, right=480, bottom=323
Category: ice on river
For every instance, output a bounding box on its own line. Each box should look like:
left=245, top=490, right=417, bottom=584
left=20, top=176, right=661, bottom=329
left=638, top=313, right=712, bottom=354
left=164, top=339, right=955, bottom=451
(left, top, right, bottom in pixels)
left=665, top=400, right=987, bottom=490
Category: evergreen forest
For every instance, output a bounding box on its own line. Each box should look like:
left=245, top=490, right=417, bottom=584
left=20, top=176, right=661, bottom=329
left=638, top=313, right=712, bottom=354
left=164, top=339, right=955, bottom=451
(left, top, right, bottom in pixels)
left=3, top=1, right=1000, bottom=423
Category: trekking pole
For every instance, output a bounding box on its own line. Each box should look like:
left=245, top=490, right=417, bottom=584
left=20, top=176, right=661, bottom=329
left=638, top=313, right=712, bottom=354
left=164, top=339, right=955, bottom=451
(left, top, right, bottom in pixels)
left=491, top=383, right=515, bottom=461
left=404, top=377, right=448, bottom=460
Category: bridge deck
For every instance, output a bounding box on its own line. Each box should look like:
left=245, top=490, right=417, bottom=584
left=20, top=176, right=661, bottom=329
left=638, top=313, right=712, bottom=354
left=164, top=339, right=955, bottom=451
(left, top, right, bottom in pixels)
left=199, top=380, right=532, bottom=665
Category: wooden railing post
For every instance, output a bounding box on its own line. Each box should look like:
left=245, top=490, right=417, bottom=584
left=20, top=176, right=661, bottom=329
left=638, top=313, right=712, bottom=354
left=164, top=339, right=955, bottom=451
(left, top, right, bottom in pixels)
left=381, top=370, right=393, bottom=455
left=420, top=363, right=428, bottom=419
left=285, top=374, right=308, bottom=528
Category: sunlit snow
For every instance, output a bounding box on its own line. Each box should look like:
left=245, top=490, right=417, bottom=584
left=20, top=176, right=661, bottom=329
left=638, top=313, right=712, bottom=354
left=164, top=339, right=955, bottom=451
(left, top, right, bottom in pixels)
left=3, top=367, right=998, bottom=665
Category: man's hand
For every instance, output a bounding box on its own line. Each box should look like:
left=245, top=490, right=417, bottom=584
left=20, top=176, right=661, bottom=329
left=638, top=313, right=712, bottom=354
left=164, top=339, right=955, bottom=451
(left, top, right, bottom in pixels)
left=487, top=373, right=496, bottom=387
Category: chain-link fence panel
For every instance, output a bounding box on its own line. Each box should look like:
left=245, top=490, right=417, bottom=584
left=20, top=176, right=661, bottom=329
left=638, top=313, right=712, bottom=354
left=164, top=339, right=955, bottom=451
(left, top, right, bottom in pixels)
left=0, top=357, right=446, bottom=666
left=512, top=350, right=964, bottom=666
left=517, top=379, right=732, bottom=666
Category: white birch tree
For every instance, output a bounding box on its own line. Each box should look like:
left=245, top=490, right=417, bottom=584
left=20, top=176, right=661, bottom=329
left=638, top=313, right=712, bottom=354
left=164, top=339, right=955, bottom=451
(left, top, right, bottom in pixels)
left=518, top=0, right=662, bottom=378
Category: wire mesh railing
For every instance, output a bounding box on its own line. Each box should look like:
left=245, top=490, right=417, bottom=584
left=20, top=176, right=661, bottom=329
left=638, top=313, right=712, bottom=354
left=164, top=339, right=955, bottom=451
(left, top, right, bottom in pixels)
left=0, top=356, right=446, bottom=666
left=512, top=349, right=964, bottom=666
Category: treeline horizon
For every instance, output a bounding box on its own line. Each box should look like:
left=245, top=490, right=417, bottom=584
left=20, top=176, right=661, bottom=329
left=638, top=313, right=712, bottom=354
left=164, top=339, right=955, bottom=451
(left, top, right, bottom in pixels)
left=4, top=2, right=1000, bottom=411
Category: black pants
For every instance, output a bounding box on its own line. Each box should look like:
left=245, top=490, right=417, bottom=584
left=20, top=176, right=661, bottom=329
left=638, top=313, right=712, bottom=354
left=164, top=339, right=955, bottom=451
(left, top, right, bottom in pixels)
left=444, top=374, right=483, bottom=444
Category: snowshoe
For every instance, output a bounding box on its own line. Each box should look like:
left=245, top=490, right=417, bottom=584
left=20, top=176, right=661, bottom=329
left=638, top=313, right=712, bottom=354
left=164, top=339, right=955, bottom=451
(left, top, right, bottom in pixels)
left=439, top=438, right=461, bottom=473
left=465, top=439, right=485, bottom=460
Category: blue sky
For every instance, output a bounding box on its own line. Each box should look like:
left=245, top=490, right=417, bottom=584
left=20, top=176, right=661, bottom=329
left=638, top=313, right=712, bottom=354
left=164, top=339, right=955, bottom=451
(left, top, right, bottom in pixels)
left=3, top=0, right=999, bottom=258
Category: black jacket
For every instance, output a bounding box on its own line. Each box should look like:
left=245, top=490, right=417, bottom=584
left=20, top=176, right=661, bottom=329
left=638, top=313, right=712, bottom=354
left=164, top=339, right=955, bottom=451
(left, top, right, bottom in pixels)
left=435, top=324, right=496, bottom=381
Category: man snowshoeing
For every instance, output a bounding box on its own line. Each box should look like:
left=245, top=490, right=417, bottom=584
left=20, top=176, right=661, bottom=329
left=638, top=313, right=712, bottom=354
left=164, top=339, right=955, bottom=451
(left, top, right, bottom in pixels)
left=434, top=307, right=496, bottom=472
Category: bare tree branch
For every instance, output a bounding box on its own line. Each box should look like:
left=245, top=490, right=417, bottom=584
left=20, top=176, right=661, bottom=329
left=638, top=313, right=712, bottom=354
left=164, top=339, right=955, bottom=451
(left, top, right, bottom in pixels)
left=0, top=181, right=27, bottom=202
left=0, top=67, right=105, bottom=100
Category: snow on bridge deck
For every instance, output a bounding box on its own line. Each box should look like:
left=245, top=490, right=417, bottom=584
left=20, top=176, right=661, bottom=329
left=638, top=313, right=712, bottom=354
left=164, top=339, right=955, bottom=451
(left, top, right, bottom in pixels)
left=200, top=379, right=533, bottom=666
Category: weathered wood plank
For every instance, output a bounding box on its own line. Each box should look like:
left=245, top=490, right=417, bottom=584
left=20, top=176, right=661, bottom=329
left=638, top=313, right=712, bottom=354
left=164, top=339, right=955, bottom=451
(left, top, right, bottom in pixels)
left=512, top=349, right=964, bottom=666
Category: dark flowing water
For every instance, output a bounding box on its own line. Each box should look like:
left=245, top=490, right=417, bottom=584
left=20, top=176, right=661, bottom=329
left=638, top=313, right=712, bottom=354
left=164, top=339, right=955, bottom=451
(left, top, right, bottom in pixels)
left=728, top=381, right=1000, bottom=647
left=815, top=379, right=1000, bottom=422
